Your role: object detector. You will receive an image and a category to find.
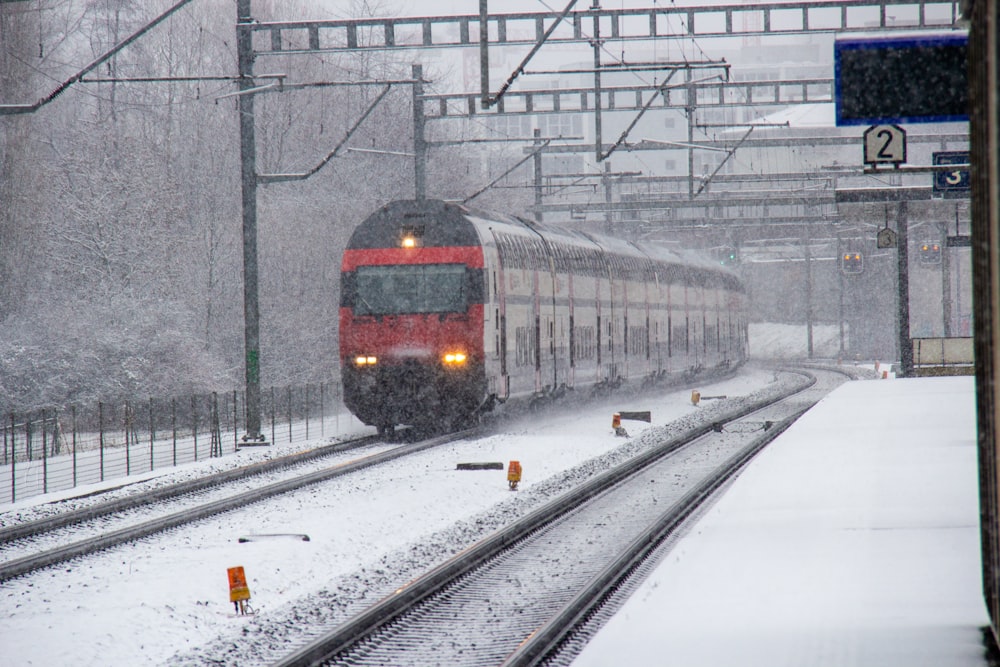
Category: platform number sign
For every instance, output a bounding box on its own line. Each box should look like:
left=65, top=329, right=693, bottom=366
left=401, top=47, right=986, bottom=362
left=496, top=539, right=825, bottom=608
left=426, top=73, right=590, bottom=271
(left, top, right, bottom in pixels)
left=932, top=151, right=970, bottom=192
left=863, top=124, right=906, bottom=166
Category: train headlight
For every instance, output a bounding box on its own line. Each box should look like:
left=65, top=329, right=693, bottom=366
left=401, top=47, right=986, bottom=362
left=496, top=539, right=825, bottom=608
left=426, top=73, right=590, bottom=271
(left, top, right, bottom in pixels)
left=355, top=355, right=378, bottom=366
left=443, top=352, right=467, bottom=365
left=401, top=236, right=417, bottom=249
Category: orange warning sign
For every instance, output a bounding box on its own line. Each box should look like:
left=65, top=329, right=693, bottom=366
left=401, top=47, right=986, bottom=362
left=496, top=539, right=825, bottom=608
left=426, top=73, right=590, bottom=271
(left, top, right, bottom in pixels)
left=227, top=566, right=251, bottom=603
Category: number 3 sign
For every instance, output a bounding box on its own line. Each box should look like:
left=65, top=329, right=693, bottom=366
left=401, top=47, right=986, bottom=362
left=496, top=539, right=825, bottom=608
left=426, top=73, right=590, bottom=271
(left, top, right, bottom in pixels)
left=863, top=124, right=907, bottom=166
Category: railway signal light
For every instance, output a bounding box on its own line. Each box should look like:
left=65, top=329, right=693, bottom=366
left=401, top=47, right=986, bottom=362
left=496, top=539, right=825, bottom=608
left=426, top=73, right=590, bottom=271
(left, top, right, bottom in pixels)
left=919, top=242, right=942, bottom=265
left=719, top=247, right=739, bottom=265
left=842, top=252, right=863, bottom=274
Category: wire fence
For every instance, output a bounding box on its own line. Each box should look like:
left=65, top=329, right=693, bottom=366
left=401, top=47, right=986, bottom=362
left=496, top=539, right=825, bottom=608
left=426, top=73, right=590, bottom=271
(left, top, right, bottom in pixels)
left=0, top=382, right=362, bottom=505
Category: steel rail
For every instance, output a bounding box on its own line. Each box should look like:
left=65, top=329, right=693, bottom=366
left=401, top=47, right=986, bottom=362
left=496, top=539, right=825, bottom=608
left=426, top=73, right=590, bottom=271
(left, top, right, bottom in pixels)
left=272, top=372, right=817, bottom=667
left=0, top=430, right=472, bottom=583
left=0, top=434, right=380, bottom=545
left=499, top=404, right=812, bottom=666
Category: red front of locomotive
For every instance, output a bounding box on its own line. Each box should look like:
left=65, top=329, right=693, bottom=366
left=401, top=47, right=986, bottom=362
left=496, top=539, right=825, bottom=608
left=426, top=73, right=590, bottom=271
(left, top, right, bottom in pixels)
left=339, top=200, right=488, bottom=433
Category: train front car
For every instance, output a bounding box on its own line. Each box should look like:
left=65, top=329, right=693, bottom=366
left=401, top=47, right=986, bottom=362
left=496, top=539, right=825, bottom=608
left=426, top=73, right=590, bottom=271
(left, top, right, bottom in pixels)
left=339, top=200, right=487, bottom=435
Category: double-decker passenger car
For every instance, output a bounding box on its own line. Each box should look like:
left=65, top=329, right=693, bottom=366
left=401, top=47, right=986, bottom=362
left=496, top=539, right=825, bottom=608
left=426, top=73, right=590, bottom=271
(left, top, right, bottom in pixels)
left=340, top=199, right=747, bottom=435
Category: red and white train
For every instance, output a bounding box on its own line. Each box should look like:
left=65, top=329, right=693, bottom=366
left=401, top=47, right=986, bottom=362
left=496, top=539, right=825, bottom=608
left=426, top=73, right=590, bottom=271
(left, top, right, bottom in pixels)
left=340, top=199, right=747, bottom=434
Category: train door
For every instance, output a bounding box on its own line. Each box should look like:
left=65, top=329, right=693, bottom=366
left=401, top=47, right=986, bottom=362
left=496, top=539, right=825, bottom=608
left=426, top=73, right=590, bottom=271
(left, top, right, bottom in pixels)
left=540, top=255, right=558, bottom=394
left=654, top=271, right=665, bottom=375
left=595, top=264, right=605, bottom=384
left=551, top=255, right=570, bottom=392
left=532, top=260, right=544, bottom=394
left=621, top=275, right=629, bottom=383
left=714, top=289, right=722, bottom=361
left=604, top=260, right=617, bottom=384
left=510, top=241, right=535, bottom=398
left=488, top=231, right=510, bottom=401
left=643, top=273, right=652, bottom=379
left=567, top=271, right=576, bottom=388
left=694, top=287, right=708, bottom=368
left=624, top=262, right=646, bottom=382
left=684, top=283, right=693, bottom=365
left=577, top=249, right=600, bottom=387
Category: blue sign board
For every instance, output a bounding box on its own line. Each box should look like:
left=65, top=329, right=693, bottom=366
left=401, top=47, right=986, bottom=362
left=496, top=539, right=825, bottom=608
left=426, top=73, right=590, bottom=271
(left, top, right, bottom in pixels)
left=933, top=151, right=971, bottom=192
left=835, top=32, right=969, bottom=126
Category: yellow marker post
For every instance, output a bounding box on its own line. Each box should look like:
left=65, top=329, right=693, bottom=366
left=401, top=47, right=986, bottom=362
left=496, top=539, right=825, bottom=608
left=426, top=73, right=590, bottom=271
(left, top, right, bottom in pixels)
left=612, top=412, right=629, bottom=437
left=691, top=390, right=701, bottom=406
left=227, top=566, right=252, bottom=615
left=507, top=460, right=522, bottom=491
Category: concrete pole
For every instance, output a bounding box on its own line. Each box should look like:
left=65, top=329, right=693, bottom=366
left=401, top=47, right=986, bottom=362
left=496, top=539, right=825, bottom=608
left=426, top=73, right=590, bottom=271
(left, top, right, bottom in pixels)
left=412, top=64, right=426, bottom=200
left=897, top=199, right=914, bottom=376
left=237, top=0, right=263, bottom=441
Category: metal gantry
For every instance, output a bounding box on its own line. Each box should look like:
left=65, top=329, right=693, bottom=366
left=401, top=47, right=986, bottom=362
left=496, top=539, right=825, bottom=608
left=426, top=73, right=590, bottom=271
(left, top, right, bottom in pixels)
left=246, top=1, right=961, bottom=56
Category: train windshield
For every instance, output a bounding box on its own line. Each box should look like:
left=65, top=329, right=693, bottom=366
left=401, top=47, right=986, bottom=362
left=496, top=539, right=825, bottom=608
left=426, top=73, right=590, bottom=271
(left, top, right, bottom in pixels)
left=353, top=263, right=468, bottom=315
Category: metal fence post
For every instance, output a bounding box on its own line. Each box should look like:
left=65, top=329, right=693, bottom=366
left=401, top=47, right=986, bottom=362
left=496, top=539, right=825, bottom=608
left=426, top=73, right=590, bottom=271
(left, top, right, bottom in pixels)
left=53, top=408, right=61, bottom=456
left=211, top=392, right=222, bottom=458
left=72, top=405, right=78, bottom=488
left=192, top=395, right=198, bottom=462
left=10, top=413, right=16, bottom=503
left=124, top=401, right=132, bottom=476
left=305, top=384, right=310, bottom=440
left=270, top=386, right=276, bottom=446
left=320, top=382, right=325, bottom=438
left=42, top=409, right=48, bottom=494
left=287, top=386, right=293, bottom=442
left=99, top=402, right=105, bottom=482
left=149, top=397, right=155, bottom=472
left=171, top=398, right=177, bottom=467
left=233, top=390, right=239, bottom=451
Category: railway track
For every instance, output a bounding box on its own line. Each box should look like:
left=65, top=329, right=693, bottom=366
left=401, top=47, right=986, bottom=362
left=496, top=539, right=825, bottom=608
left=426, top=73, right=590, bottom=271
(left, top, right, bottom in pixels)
left=270, top=368, right=845, bottom=667
left=0, top=429, right=473, bottom=583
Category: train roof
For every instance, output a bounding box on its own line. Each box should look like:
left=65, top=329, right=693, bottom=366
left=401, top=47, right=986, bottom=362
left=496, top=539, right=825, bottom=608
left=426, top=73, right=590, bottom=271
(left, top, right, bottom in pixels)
left=351, top=199, right=739, bottom=285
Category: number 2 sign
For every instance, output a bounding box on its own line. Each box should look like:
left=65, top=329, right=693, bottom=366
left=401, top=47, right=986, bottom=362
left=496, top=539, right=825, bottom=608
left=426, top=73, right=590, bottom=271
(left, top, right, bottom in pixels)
left=863, top=124, right=907, bottom=166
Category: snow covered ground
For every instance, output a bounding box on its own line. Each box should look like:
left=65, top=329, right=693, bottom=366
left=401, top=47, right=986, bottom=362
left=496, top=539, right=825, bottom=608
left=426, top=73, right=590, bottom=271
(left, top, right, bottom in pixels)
left=574, top=375, right=988, bottom=667
left=0, top=368, right=988, bottom=666
left=0, top=367, right=782, bottom=666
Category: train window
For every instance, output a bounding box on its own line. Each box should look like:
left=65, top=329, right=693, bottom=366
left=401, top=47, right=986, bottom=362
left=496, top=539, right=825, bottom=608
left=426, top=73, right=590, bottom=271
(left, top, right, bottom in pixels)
left=353, top=264, right=468, bottom=315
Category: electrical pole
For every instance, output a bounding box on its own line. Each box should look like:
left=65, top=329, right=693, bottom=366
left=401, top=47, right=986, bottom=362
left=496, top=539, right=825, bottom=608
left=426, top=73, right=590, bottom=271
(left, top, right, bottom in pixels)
left=838, top=235, right=846, bottom=357
left=942, top=219, right=953, bottom=337
left=591, top=0, right=603, bottom=163
left=412, top=64, right=426, bottom=201
left=897, top=200, right=913, bottom=377
left=804, top=239, right=814, bottom=358
left=237, top=0, right=264, bottom=442
left=533, top=128, right=544, bottom=221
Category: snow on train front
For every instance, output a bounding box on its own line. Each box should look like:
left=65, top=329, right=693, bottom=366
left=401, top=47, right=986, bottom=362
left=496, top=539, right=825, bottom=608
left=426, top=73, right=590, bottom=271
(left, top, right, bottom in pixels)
left=339, top=199, right=489, bottom=435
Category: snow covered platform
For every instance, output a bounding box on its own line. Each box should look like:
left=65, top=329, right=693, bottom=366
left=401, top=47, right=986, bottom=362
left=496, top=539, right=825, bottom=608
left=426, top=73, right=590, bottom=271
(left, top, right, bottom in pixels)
left=574, top=376, right=994, bottom=667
